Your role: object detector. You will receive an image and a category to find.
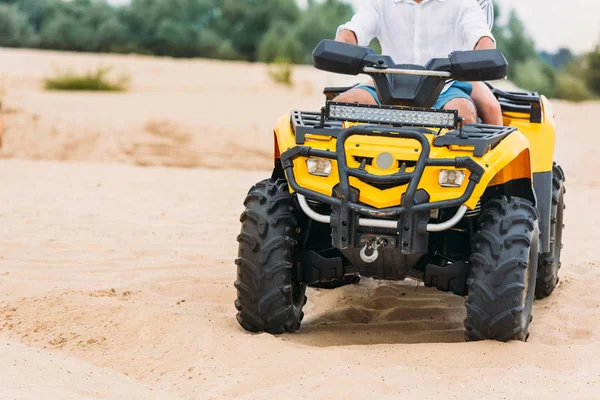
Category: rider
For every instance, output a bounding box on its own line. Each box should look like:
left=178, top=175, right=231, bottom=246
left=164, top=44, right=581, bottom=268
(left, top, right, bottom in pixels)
left=334, top=0, right=502, bottom=125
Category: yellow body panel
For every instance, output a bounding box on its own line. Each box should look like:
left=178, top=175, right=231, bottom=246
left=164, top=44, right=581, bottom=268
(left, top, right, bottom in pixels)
left=500, top=95, right=555, bottom=174
left=275, top=96, right=555, bottom=210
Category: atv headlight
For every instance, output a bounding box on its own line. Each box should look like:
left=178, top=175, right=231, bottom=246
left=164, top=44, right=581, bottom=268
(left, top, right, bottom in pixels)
left=439, top=170, right=465, bottom=187
left=306, top=158, right=332, bottom=177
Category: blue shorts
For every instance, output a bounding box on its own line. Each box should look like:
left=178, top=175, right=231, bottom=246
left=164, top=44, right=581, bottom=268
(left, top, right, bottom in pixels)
left=355, top=81, right=474, bottom=109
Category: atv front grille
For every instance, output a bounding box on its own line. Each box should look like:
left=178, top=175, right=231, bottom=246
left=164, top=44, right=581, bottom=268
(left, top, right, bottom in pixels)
left=281, top=125, right=486, bottom=255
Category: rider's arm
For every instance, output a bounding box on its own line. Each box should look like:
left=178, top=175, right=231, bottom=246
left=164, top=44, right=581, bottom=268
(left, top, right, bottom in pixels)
left=460, top=0, right=495, bottom=51
left=336, top=29, right=358, bottom=45
left=335, top=0, right=379, bottom=47
left=475, top=36, right=495, bottom=50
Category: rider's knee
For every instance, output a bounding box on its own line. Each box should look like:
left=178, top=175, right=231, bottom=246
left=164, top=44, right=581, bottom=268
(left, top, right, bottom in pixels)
left=444, top=98, right=477, bottom=124
left=481, top=99, right=502, bottom=120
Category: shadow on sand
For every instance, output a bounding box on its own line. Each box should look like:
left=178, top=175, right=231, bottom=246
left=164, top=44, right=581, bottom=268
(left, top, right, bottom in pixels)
left=287, top=278, right=467, bottom=347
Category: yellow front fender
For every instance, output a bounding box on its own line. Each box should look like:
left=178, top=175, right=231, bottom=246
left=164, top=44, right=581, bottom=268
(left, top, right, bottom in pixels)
left=464, top=131, right=533, bottom=208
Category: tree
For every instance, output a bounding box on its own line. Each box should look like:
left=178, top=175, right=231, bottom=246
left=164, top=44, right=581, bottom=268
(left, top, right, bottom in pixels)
left=512, top=58, right=557, bottom=97
left=540, top=48, right=574, bottom=70
left=586, top=44, right=600, bottom=95
left=154, top=19, right=200, bottom=57
left=502, top=11, right=536, bottom=68
left=258, top=21, right=303, bottom=64
left=224, top=0, right=300, bottom=61
left=94, top=17, right=130, bottom=53
left=0, top=4, right=36, bottom=47
left=39, top=12, right=95, bottom=51
left=293, top=0, right=354, bottom=63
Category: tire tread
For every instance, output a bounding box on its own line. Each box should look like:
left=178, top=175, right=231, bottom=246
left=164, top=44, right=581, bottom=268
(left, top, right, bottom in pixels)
left=235, top=179, right=306, bottom=334
left=465, top=196, right=539, bottom=342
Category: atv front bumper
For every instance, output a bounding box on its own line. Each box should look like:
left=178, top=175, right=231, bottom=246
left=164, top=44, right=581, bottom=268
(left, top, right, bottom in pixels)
left=280, top=125, right=485, bottom=255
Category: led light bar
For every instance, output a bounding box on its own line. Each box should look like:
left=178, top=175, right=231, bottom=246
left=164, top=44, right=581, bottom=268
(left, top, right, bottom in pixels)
left=326, top=101, right=458, bottom=129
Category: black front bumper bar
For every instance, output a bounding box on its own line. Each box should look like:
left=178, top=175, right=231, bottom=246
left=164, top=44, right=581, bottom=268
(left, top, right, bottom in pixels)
left=280, top=125, right=485, bottom=254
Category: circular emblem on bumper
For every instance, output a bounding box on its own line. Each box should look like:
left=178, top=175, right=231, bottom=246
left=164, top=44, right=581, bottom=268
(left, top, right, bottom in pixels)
left=375, top=152, right=394, bottom=169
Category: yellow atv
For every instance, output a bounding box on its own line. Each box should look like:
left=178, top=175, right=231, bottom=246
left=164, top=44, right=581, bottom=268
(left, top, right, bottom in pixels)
left=235, top=40, right=566, bottom=342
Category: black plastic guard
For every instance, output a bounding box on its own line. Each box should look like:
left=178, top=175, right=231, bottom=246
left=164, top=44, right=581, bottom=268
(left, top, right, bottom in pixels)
left=400, top=189, right=431, bottom=255
left=433, top=125, right=516, bottom=157
left=301, top=250, right=346, bottom=285
left=424, top=261, right=470, bottom=296
left=533, top=171, right=552, bottom=253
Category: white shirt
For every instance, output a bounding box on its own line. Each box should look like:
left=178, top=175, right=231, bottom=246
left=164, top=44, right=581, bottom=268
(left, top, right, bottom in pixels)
left=337, top=0, right=495, bottom=66
left=478, top=0, right=495, bottom=30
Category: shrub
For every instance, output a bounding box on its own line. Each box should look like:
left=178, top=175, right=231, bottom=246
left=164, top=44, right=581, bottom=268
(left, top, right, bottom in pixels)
left=512, top=57, right=557, bottom=97
left=44, top=66, right=129, bottom=92
left=555, top=73, right=596, bottom=102
left=267, top=59, right=294, bottom=87
left=258, top=22, right=304, bottom=64
left=586, top=45, right=600, bottom=96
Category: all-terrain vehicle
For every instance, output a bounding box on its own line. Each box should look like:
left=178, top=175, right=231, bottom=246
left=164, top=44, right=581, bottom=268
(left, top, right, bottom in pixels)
left=234, top=40, right=566, bottom=342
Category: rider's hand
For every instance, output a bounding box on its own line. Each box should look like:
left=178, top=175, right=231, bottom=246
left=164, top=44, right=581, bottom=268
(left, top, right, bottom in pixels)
left=335, top=29, right=358, bottom=45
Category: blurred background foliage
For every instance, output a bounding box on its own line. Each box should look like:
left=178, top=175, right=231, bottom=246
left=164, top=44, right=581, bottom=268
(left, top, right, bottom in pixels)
left=0, top=0, right=598, bottom=100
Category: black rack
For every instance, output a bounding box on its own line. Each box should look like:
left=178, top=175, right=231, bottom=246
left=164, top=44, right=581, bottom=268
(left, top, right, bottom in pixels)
left=433, top=124, right=516, bottom=157
left=291, top=110, right=343, bottom=144
left=487, top=85, right=543, bottom=123
left=292, top=109, right=514, bottom=158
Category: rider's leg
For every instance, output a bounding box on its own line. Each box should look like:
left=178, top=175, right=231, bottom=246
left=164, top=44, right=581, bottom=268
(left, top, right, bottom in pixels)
left=470, top=81, right=503, bottom=125
left=443, top=98, right=477, bottom=124
left=434, top=82, right=478, bottom=124
left=335, top=81, right=478, bottom=124
left=334, top=87, right=379, bottom=104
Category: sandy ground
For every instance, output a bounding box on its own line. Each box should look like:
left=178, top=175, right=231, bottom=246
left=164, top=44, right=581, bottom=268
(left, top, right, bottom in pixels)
left=0, top=48, right=359, bottom=170
left=1, top=48, right=600, bottom=399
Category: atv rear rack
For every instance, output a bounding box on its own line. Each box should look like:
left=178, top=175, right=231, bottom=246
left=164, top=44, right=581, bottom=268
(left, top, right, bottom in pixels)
left=486, top=84, right=543, bottom=123
left=280, top=125, right=485, bottom=255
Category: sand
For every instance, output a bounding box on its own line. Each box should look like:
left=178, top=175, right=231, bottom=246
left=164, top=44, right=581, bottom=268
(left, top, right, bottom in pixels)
left=0, top=48, right=599, bottom=399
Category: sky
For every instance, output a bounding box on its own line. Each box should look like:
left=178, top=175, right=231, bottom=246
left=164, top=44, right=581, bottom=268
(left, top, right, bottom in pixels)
left=492, top=0, right=599, bottom=53
left=107, top=0, right=600, bottom=54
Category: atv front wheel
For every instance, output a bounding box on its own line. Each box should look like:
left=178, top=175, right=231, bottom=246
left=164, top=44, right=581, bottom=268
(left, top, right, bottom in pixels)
left=234, top=179, right=306, bottom=334
left=465, top=197, right=540, bottom=342
left=535, top=163, right=566, bottom=299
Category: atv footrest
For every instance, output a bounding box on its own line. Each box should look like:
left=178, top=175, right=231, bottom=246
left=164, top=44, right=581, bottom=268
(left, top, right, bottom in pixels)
left=424, top=261, right=470, bottom=296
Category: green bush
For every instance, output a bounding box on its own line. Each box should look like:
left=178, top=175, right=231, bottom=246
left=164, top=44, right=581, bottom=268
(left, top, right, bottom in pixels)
left=555, top=73, right=596, bottom=102
left=586, top=46, right=600, bottom=96
left=44, top=66, right=129, bottom=92
left=512, top=58, right=557, bottom=97
left=216, top=40, right=243, bottom=61
left=267, top=59, right=294, bottom=87
left=258, top=22, right=304, bottom=64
